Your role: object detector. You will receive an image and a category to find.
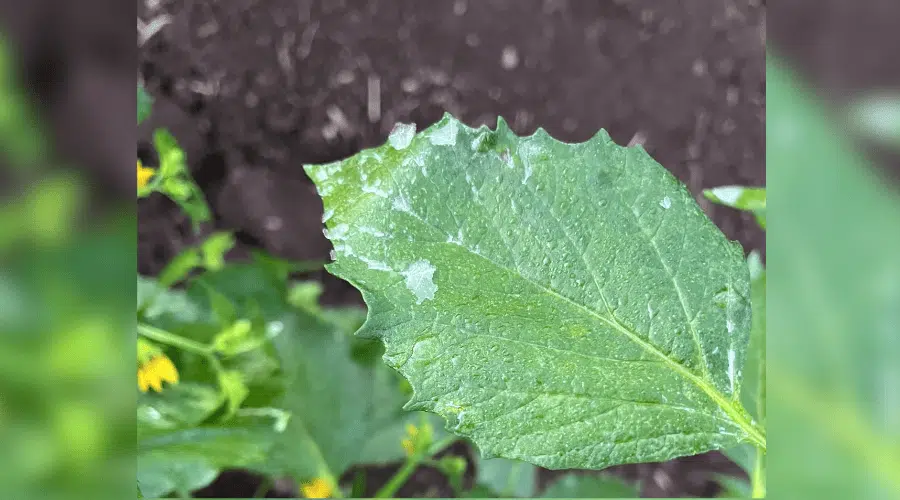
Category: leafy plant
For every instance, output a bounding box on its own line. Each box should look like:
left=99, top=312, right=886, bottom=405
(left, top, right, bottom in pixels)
left=137, top=82, right=761, bottom=496
left=305, top=115, right=766, bottom=490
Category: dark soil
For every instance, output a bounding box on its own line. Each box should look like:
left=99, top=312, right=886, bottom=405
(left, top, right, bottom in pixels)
left=135, top=0, right=764, bottom=497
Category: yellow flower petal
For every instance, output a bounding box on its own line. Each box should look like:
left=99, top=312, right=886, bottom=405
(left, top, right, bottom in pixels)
left=401, top=438, right=414, bottom=456
left=148, top=372, right=163, bottom=392
left=137, top=369, right=149, bottom=392
left=137, top=160, right=156, bottom=190
left=300, top=478, right=333, bottom=498
left=156, top=356, right=179, bottom=384
left=138, top=355, right=179, bottom=392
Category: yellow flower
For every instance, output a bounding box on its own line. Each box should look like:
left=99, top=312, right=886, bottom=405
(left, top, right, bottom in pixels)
left=300, top=477, right=334, bottom=498
left=401, top=423, right=419, bottom=456
left=137, top=160, right=156, bottom=190
left=137, top=354, right=179, bottom=392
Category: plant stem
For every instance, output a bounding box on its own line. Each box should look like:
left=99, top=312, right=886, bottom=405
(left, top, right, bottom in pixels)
left=137, top=322, right=211, bottom=355
left=374, top=436, right=458, bottom=499
left=253, top=476, right=273, bottom=498
left=751, top=449, right=766, bottom=498
left=374, top=456, right=420, bottom=499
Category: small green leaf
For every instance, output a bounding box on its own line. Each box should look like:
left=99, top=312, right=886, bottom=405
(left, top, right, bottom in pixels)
left=158, top=248, right=202, bottom=287
left=306, top=114, right=762, bottom=470
left=540, top=473, right=639, bottom=498
left=476, top=457, right=537, bottom=498
left=138, top=383, right=224, bottom=431
left=703, top=186, right=766, bottom=230
left=137, top=454, right=217, bottom=498
left=218, top=370, right=250, bottom=419
left=462, top=484, right=499, bottom=498
left=152, top=129, right=211, bottom=230
left=201, top=232, right=236, bottom=271
left=138, top=84, right=153, bottom=124
left=212, top=319, right=263, bottom=357
left=436, top=455, right=468, bottom=494
left=287, top=281, right=324, bottom=315
left=137, top=421, right=276, bottom=498
left=713, top=473, right=752, bottom=498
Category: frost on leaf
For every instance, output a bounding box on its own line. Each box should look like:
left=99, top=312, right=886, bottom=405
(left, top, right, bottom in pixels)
left=401, top=260, right=437, bottom=305
left=304, top=114, right=760, bottom=471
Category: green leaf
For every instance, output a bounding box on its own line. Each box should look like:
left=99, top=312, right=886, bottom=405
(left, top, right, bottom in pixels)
left=218, top=370, right=250, bottom=419
left=137, top=383, right=224, bottom=431
left=288, top=281, right=325, bottom=315
left=137, top=421, right=276, bottom=498
left=193, top=261, right=435, bottom=481
left=703, top=186, right=766, bottom=230
left=152, top=129, right=211, bottom=230
left=462, top=484, right=499, bottom=498
left=540, top=473, right=639, bottom=498
left=713, top=474, right=752, bottom=498
left=212, top=319, right=265, bottom=357
left=201, top=232, right=236, bottom=271
left=158, top=248, right=202, bottom=287
left=768, top=54, right=900, bottom=498
left=437, top=455, right=469, bottom=495
left=138, top=84, right=153, bottom=124
left=262, top=308, right=436, bottom=481
left=476, top=456, right=537, bottom=498
left=157, top=232, right=235, bottom=287
left=305, top=114, right=762, bottom=470
left=137, top=454, right=217, bottom=498
left=848, top=93, right=900, bottom=149
left=724, top=252, right=765, bottom=488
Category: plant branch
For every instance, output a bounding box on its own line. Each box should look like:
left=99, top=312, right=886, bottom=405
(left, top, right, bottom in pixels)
left=137, top=322, right=211, bottom=355
left=374, top=436, right=458, bottom=498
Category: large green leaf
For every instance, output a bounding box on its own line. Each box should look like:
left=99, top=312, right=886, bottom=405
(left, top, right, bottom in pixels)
left=305, top=114, right=763, bottom=470
left=768, top=55, right=900, bottom=498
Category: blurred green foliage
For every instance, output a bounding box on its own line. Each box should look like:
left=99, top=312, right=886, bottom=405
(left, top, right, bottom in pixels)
left=768, top=53, right=900, bottom=500
left=1, top=32, right=134, bottom=500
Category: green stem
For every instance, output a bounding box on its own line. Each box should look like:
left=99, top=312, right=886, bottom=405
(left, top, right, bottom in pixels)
left=374, top=436, right=458, bottom=499
left=374, top=456, right=420, bottom=499
left=137, top=322, right=212, bottom=355
left=751, top=449, right=766, bottom=498
left=253, top=476, right=273, bottom=498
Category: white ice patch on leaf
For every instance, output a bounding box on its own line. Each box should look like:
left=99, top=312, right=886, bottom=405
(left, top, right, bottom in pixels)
left=358, top=256, right=392, bottom=271
left=324, top=223, right=349, bottom=241
left=402, top=260, right=437, bottom=304
left=392, top=195, right=412, bottom=213
left=660, top=196, right=672, bottom=209
left=708, top=186, right=744, bottom=206
left=430, top=120, right=458, bottom=146
left=389, top=122, right=416, bottom=150
left=727, top=349, right=736, bottom=393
